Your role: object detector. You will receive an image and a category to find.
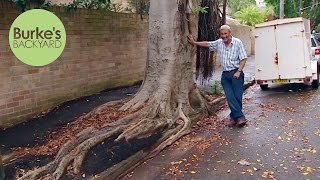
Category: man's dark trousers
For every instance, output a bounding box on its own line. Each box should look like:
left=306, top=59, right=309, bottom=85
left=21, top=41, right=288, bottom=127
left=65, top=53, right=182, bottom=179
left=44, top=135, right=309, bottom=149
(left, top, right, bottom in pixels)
left=221, top=69, right=245, bottom=120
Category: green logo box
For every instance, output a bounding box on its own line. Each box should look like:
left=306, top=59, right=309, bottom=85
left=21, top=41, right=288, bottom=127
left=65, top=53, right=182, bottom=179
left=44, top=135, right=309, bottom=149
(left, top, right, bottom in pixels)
left=9, top=9, right=66, bottom=66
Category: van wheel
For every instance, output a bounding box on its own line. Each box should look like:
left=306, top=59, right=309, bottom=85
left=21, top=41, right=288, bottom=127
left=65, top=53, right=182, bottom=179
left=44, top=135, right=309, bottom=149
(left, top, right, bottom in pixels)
left=312, top=66, right=319, bottom=89
left=260, top=84, right=268, bottom=90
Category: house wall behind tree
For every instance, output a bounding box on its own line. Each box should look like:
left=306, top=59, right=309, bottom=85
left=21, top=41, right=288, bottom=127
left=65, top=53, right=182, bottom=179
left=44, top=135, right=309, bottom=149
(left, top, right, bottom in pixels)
left=0, top=1, right=148, bottom=129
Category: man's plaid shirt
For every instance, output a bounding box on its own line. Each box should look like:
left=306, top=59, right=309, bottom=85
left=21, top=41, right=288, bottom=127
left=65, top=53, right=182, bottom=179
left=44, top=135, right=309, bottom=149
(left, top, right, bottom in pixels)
left=208, top=37, right=247, bottom=71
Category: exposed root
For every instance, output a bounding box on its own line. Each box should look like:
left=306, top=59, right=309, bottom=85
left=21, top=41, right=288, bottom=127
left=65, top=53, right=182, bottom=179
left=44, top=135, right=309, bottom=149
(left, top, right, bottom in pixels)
left=95, top=103, right=194, bottom=180
left=120, top=90, right=149, bottom=111
left=115, top=117, right=172, bottom=142
left=199, top=88, right=214, bottom=102
left=55, top=127, right=97, bottom=161
left=70, top=126, right=123, bottom=175
left=19, top=126, right=125, bottom=180
left=60, top=126, right=124, bottom=179
left=149, top=104, right=191, bottom=157
left=194, top=88, right=209, bottom=113
left=102, top=110, right=144, bottom=128
left=21, top=128, right=98, bottom=180
left=17, top=162, right=54, bottom=180
left=117, top=92, right=174, bottom=142
left=207, top=96, right=226, bottom=114
left=51, top=153, right=74, bottom=179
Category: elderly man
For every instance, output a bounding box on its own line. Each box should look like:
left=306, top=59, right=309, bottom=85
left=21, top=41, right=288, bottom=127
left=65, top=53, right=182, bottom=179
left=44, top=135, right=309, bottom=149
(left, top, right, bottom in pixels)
left=187, top=25, right=248, bottom=127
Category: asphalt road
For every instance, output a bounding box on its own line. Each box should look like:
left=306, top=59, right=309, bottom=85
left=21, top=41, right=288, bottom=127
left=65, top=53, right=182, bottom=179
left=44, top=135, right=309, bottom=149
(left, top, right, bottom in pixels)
left=126, top=83, right=320, bottom=180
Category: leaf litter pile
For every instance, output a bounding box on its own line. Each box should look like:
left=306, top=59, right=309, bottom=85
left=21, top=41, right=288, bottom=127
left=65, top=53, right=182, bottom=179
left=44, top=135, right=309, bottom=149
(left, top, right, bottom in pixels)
left=12, top=100, right=131, bottom=158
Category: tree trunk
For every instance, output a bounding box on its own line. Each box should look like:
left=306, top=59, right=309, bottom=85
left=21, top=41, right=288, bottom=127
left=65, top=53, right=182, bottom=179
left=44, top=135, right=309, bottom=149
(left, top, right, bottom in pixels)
left=222, top=0, right=227, bottom=24
left=279, top=0, right=284, bottom=19
left=18, top=0, right=218, bottom=179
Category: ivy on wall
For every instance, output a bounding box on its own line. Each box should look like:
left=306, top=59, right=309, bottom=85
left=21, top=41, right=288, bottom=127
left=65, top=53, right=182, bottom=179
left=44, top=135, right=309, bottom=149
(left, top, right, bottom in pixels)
left=10, top=0, right=111, bottom=13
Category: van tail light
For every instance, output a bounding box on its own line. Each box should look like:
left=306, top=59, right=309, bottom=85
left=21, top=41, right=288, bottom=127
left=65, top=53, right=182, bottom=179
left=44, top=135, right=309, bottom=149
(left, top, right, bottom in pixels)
left=256, top=80, right=262, bottom=84
left=303, top=77, right=311, bottom=82
left=316, top=49, right=320, bottom=55
left=256, top=80, right=268, bottom=84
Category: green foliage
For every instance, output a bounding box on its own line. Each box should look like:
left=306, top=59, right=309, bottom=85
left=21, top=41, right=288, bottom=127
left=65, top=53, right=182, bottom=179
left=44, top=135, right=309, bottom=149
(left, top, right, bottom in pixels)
left=210, top=81, right=223, bottom=94
left=38, top=2, right=52, bottom=10
left=127, top=0, right=149, bottom=15
left=315, top=23, right=320, bottom=32
left=265, top=0, right=299, bottom=18
left=234, top=5, right=274, bottom=26
left=228, top=0, right=256, bottom=17
left=62, top=0, right=111, bottom=13
left=265, top=0, right=320, bottom=29
left=11, top=0, right=33, bottom=12
left=11, top=0, right=26, bottom=12
left=11, top=0, right=52, bottom=12
left=192, top=6, right=208, bottom=14
left=11, top=0, right=111, bottom=13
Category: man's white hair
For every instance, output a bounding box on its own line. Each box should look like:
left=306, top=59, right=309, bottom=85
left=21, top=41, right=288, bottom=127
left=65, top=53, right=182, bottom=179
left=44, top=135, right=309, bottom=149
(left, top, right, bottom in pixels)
left=220, top=25, right=231, bottom=31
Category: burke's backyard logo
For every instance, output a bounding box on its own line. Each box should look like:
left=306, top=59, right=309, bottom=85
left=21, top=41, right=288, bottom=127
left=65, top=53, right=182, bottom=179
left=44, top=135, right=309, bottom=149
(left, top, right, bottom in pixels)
left=9, top=9, right=66, bottom=66
left=13, top=27, right=62, bottom=48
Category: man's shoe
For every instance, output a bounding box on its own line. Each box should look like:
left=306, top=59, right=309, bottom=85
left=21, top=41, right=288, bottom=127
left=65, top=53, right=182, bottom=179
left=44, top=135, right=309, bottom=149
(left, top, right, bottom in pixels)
left=226, top=117, right=237, bottom=127
left=237, top=118, right=248, bottom=127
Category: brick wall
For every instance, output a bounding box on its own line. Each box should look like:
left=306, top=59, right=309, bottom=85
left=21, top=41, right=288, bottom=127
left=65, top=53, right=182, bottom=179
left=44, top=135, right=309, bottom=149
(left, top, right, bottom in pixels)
left=0, top=1, right=148, bottom=129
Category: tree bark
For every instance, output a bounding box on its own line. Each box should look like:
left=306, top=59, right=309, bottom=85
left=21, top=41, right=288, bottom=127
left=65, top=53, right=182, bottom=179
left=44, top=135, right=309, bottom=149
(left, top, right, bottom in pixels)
left=222, top=0, right=227, bottom=24
left=280, top=0, right=284, bottom=19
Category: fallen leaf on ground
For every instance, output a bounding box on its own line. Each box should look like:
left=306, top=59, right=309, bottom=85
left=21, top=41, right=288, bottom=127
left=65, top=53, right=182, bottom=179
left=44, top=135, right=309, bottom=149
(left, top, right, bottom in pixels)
left=238, top=159, right=251, bottom=166
left=302, top=167, right=313, bottom=175
left=261, top=170, right=274, bottom=179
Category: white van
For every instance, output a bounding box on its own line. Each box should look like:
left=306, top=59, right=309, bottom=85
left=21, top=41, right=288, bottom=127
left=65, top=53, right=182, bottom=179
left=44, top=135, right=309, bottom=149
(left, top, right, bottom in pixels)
left=254, top=17, right=319, bottom=90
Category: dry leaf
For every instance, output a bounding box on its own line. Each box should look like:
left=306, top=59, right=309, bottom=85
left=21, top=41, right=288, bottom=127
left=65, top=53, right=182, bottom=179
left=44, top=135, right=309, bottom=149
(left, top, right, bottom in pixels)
left=261, top=170, right=274, bottom=178
left=238, top=159, right=251, bottom=166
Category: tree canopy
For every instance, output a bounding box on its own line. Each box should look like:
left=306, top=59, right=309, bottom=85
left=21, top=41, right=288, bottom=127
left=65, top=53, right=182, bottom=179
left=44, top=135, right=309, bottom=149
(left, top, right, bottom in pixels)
left=234, top=4, right=274, bottom=26
left=228, top=0, right=256, bottom=17
left=265, top=0, right=320, bottom=30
